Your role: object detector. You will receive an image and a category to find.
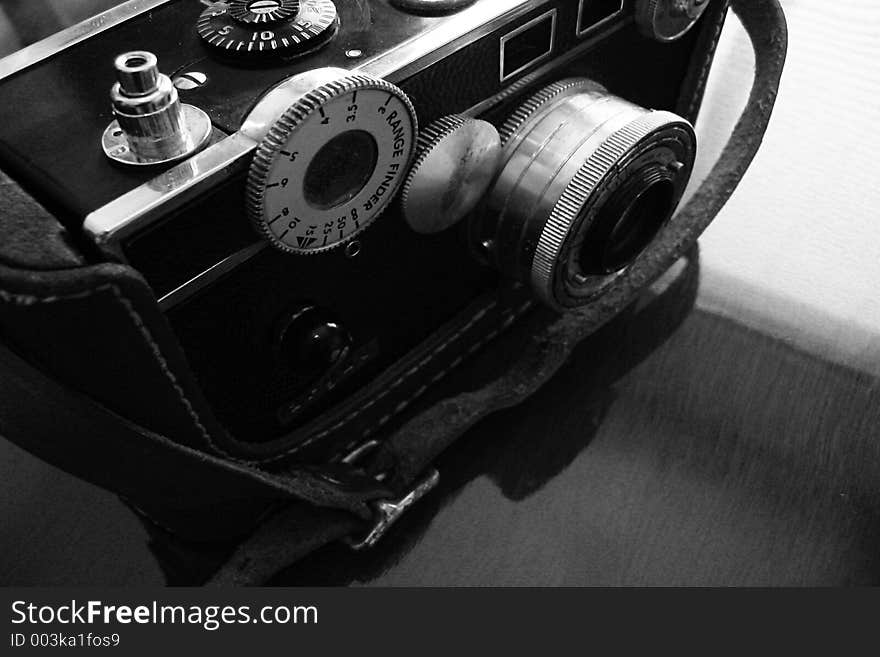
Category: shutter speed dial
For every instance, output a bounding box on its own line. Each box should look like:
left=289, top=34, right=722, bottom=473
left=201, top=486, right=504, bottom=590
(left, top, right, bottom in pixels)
left=197, top=0, right=338, bottom=59
left=247, top=69, right=418, bottom=254
left=229, top=0, right=299, bottom=23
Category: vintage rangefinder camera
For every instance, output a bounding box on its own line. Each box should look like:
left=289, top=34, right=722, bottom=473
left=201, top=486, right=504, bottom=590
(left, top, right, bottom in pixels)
left=0, top=0, right=727, bottom=512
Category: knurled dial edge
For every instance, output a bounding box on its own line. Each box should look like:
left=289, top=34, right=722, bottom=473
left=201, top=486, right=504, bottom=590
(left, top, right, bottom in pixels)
left=228, top=0, right=300, bottom=24
left=498, top=78, right=606, bottom=146
left=399, top=114, right=471, bottom=211
left=246, top=73, right=418, bottom=255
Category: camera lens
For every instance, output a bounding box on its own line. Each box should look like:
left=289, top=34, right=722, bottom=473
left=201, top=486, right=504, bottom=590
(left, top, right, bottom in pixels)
left=480, top=78, right=695, bottom=309
left=578, top=171, right=676, bottom=275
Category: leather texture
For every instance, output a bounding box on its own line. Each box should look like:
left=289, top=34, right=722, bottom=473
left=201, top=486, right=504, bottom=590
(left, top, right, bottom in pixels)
left=0, top=0, right=785, bottom=582
left=209, top=0, right=788, bottom=584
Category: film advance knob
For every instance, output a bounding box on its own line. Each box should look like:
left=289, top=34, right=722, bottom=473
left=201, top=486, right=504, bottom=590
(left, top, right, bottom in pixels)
left=636, top=0, right=710, bottom=42
left=390, top=0, right=477, bottom=15
left=102, top=51, right=211, bottom=166
left=400, top=115, right=502, bottom=235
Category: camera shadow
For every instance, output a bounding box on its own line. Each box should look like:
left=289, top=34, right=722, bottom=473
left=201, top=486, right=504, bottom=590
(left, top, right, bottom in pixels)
left=266, top=246, right=702, bottom=585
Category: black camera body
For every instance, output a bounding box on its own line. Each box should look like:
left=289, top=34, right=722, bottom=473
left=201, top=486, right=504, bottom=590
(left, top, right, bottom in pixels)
left=0, top=0, right=724, bottom=469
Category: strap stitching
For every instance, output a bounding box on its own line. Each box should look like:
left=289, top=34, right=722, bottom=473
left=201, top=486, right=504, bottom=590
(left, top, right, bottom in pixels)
left=1, top=282, right=530, bottom=469
left=355, top=300, right=532, bottom=445
left=0, top=282, right=220, bottom=453
left=263, top=298, right=507, bottom=461
left=281, top=349, right=373, bottom=419
left=686, top=2, right=729, bottom=118
left=106, top=286, right=219, bottom=453
left=0, top=2, right=738, bottom=478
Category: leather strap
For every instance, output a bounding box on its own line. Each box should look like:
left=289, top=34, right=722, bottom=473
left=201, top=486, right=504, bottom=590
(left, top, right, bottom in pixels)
left=206, top=0, right=788, bottom=584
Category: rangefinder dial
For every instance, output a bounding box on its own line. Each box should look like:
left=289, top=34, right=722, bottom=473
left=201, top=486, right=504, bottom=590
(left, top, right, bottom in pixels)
left=247, top=73, right=417, bottom=253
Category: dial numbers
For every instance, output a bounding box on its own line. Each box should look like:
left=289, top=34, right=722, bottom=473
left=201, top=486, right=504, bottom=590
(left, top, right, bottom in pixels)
left=248, top=76, right=418, bottom=254
left=197, top=0, right=337, bottom=58
left=228, top=0, right=299, bottom=24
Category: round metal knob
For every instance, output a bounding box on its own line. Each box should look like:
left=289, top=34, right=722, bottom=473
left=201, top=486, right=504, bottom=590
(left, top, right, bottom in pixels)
left=400, top=115, right=502, bottom=235
left=390, top=0, right=477, bottom=15
left=636, top=0, right=711, bottom=42
left=103, top=51, right=211, bottom=166
left=113, top=51, right=159, bottom=95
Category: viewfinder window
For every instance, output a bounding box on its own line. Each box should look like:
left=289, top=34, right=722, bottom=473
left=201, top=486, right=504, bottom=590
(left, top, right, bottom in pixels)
left=577, top=0, right=625, bottom=37
left=500, top=10, right=556, bottom=82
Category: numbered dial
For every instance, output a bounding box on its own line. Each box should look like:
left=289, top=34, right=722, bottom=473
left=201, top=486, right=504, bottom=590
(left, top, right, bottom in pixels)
left=247, top=74, right=418, bottom=254
left=197, top=0, right=338, bottom=59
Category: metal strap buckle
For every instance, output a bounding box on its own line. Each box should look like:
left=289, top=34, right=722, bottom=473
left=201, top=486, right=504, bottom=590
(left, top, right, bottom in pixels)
left=345, top=469, right=440, bottom=550
left=339, top=440, right=440, bottom=550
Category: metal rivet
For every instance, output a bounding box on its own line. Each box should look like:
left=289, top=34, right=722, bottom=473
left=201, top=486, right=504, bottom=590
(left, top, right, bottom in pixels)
left=345, top=241, right=362, bottom=258
left=345, top=49, right=363, bottom=59
left=173, top=71, right=208, bottom=90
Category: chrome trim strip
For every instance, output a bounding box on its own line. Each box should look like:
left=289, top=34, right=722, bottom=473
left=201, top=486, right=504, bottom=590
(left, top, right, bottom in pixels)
left=0, top=0, right=173, bottom=81
left=85, top=0, right=625, bottom=306
left=499, top=9, right=557, bottom=83
left=84, top=132, right=256, bottom=244
left=85, top=0, right=543, bottom=244
left=358, top=0, right=545, bottom=81
left=576, top=0, right=625, bottom=38
left=159, top=241, right=268, bottom=309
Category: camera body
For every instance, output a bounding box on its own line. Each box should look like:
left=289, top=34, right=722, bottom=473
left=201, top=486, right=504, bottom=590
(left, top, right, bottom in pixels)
left=0, top=0, right=724, bottom=464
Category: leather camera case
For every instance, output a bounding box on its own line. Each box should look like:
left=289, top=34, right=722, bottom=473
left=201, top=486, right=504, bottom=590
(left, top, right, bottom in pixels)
left=0, top=0, right=787, bottom=567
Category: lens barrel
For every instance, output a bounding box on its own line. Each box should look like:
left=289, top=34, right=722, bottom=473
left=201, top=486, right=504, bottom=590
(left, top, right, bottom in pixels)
left=480, top=79, right=696, bottom=309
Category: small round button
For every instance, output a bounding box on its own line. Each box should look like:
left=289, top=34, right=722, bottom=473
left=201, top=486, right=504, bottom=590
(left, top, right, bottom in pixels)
left=400, top=115, right=502, bottom=235
left=275, top=305, right=352, bottom=376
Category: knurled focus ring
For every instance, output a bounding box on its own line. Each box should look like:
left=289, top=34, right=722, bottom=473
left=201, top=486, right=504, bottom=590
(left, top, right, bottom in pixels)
left=485, top=77, right=696, bottom=310
left=499, top=78, right=606, bottom=146
left=478, top=78, right=612, bottom=277
left=533, top=111, right=695, bottom=307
